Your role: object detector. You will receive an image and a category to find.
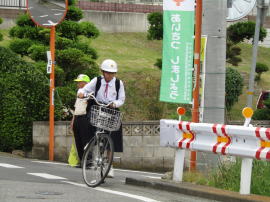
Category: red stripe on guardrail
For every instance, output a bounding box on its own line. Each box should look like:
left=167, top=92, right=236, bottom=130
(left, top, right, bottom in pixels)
left=266, top=128, right=270, bottom=140
left=221, top=125, right=231, bottom=155
left=255, top=147, right=265, bottom=160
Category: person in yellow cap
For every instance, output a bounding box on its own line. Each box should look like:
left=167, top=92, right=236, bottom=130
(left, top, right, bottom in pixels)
left=70, top=74, right=92, bottom=167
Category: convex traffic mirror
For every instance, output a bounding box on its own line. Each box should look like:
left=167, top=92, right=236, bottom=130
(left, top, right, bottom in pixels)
left=27, top=0, right=68, bottom=27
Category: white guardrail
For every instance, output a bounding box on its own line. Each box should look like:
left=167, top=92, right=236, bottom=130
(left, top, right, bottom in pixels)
left=160, top=108, right=270, bottom=195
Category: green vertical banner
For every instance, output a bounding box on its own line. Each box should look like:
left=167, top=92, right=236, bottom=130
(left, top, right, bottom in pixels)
left=160, top=0, right=195, bottom=104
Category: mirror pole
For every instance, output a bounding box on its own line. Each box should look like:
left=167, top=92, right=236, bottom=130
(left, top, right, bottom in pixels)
left=49, top=26, right=56, bottom=161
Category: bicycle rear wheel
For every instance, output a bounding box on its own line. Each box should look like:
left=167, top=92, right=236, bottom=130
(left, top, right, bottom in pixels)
left=82, top=133, right=114, bottom=187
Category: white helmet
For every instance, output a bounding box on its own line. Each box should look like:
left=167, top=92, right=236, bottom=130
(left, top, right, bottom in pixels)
left=100, top=59, right=118, bottom=73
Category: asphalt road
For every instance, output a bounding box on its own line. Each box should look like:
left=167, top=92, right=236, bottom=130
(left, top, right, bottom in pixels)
left=28, top=0, right=65, bottom=26
left=0, top=155, right=218, bottom=202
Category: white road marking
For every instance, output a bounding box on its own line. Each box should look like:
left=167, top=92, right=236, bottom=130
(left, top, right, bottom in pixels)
left=32, top=160, right=68, bottom=166
left=0, top=163, right=23, bottom=168
left=114, top=168, right=163, bottom=176
left=62, top=181, right=160, bottom=202
left=144, top=176, right=161, bottom=179
left=54, top=13, right=63, bottom=16
left=39, top=15, right=48, bottom=18
left=51, top=9, right=65, bottom=11
left=27, top=173, right=67, bottom=180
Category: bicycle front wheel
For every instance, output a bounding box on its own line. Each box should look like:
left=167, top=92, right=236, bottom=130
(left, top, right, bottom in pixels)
left=82, top=133, right=114, bottom=187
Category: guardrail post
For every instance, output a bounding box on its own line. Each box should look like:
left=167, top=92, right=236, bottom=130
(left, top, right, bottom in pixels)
left=173, top=149, right=185, bottom=181
left=240, top=158, right=253, bottom=194
left=172, top=107, right=186, bottom=182
left=239, top=107, right=254, bottom=195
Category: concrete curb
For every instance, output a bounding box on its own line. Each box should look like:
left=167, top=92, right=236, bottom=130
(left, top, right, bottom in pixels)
left=125, top=177, right=270, bottom=202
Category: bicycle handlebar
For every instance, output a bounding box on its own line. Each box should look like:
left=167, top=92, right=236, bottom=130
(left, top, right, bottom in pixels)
left=83, top=93, right=112, bottom=107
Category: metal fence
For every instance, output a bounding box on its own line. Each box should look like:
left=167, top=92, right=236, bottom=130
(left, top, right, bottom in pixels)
left=0, top=0, right=26, bottom=7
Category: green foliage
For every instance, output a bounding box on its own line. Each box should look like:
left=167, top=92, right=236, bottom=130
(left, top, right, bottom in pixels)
left=253, top=108, right=270, bottom=120
left=227, top=21, right=267, bottom=44
left=74, top=42, right=98, bottom=59
left=0, top=18, right=3, bottom=24
left=253, top=99, right=270, bottom=120
left=9, top=38, right=34, bottom=56
left=9, top=25, right=41, bottom=40
left=209, top=159, right=270, bottom=196
left=154, top=58, right=162, bottom=69
left=79, top=21, right=100, bottom=39
left=28, top=44, right=49, bottom=61
left=68, top=0, right=76, bottom=5
left=226, top=21, right=267, bottom=66
left=0, top=47, right=53, bottom=152
left=225, top=67, right=244, bottom=111
left=226, top=41, right=242, bottom=66
left=255, top=62, right=269, bottom=80
left=147, top=12, right=163, bottom=40
left=56, top=48, right=99, bottom=81
left=56, top=36, right=74, bottom=49
left=16, top=14, right=35, bottom=27
left=57, top=20, right=81, bottom=40
left=65, top=6, right=83, bottom=21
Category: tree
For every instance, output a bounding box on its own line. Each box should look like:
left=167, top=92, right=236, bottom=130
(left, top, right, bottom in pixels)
left=255, top=62, right=269, bottom=81
left=8, top=3, right=100, bottom=119
left=147, top=12, right=163, bottom=40
left=226, top=21, right=267, bottom=66
left=225, top=67, right=244, bottom=111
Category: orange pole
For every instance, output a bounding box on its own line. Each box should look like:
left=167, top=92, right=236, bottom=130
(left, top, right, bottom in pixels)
left=190, top=0, right=202, bottom=171
left=49, top=26, right=56, bottom=161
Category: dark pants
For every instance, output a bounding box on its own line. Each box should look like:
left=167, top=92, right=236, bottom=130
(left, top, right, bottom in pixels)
left=73, top=115, right=93, bottom=161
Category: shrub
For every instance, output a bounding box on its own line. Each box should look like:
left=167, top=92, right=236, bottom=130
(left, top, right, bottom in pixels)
left=9, top=38, right=34, bottom=56
left=154, top=58, right=162, bottom=69
left=73, top=42, right=98, bottom=59
left=56, top=20, right=81, bottom=40
left=33, top=61, right=65, bottom=86
left=147, top=12, right=163, bottom=40
left=16, top=14, right=35, bottom=27
left=28, top=44, right=49, bottom=61
left=227, top=21, right=267, bottom=44
left=226, top=41, right=242, bottom=66
left=253, top=108, right=270, bottom=120
left=79, top=21, right=100, bottom=39
left=225, top=67, right=244, bottom=111
left=65, top=6, right=83, bottom=21
left=56, top=36, right=74, bottom=50
left=0, top=47, right=62, bottom=152
left=255, top=62, right=269, bottom=80
left=9, top=25, right=41, bottom=40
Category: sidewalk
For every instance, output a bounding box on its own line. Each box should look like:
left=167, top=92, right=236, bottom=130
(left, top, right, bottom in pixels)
left=125, top=177, right=270, bottom=202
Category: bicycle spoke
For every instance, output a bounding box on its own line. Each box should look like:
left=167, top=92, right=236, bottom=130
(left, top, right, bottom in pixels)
left=82, top=134, right=114, bottom=187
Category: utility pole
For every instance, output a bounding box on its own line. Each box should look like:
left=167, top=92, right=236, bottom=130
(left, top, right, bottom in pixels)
left=195, top=0, right=227, bottom=170
left=247, top=0, right=269, bottom=108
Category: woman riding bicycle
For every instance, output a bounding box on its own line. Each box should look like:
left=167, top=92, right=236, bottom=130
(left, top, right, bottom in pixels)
left=78, top=59, right=125, bottom=177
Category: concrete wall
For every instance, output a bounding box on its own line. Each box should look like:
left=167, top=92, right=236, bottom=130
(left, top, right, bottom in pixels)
left=82, top=10, right=149, bottom=33
left=32, top=121, right=175, bottom=172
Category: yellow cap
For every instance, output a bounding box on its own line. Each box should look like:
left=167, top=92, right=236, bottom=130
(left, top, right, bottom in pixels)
left=242, top=107, right=253, bottom=118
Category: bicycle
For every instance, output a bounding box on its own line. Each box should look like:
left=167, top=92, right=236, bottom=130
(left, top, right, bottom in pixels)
left=81, top=93, right=123, bottom=187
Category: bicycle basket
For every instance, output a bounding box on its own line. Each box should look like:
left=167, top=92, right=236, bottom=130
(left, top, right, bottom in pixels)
left=90, top=105, right=123, bottom=131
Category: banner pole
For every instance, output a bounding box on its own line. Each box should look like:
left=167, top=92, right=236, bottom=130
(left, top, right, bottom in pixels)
left=49, top=26, right=56, bottom=161
left=190, top=0, right=202, bottom=171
